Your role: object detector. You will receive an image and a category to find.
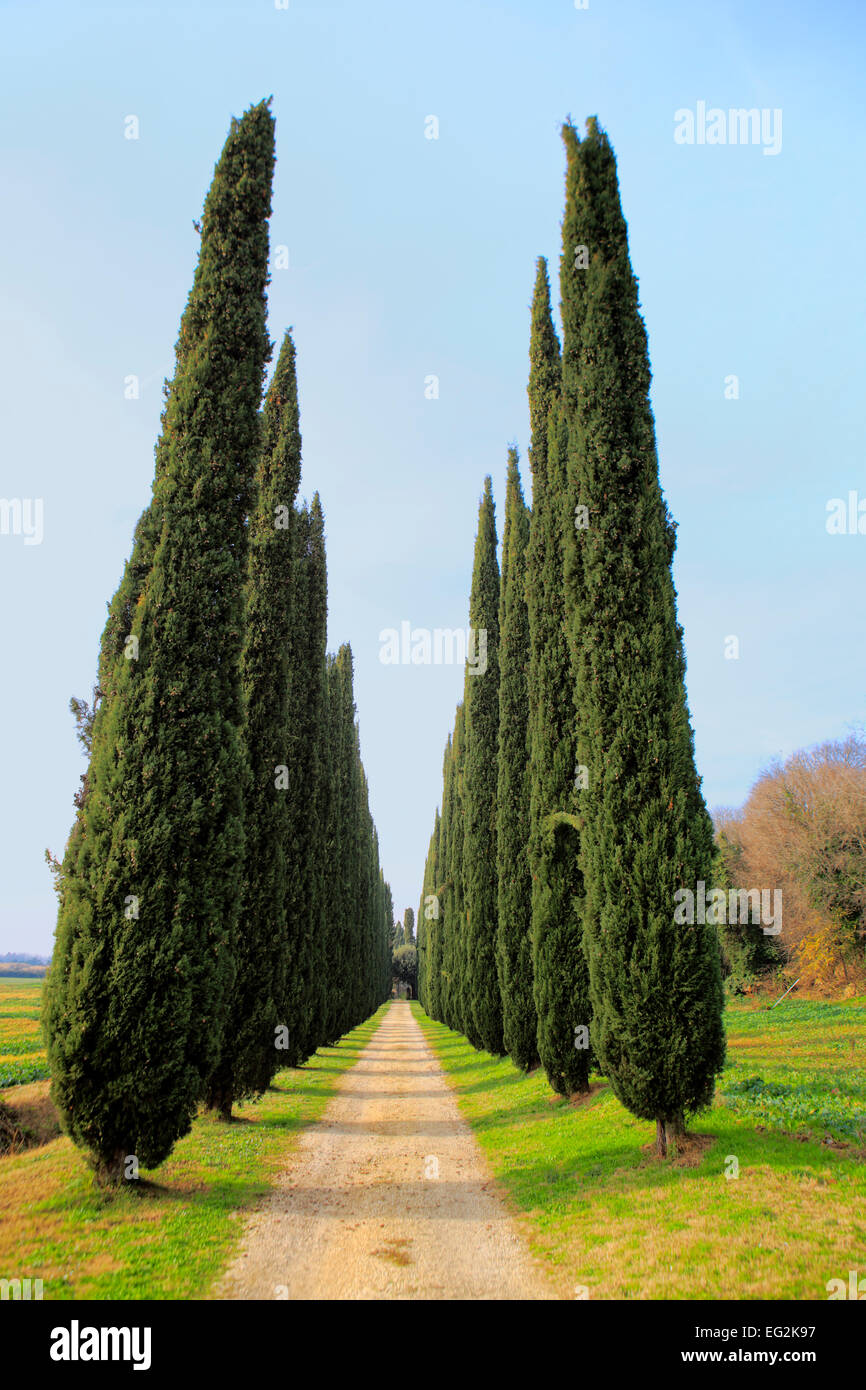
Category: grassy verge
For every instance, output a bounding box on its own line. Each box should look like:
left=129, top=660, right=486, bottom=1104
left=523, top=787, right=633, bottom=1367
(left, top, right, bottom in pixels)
left=412, top=998, right=866, bottom=1300
left=0, top=1004, right=387, bottom=1300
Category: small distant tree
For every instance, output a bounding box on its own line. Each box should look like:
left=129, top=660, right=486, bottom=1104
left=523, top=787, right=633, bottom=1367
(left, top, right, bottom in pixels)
left=402, top=907, right=415, bottom=945
left=393, top=944, right=418, bottom=995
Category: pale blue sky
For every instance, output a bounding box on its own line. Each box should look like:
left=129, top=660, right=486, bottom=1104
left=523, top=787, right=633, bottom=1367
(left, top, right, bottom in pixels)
left=1, top=0, right=864, bottom=953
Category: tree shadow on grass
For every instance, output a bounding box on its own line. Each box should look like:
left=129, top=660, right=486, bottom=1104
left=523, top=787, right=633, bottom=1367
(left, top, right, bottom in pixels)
left=500, top=1118, right=862, bottom=1215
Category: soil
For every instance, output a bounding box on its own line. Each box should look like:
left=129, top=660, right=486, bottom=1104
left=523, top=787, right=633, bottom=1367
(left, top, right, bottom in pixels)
left=215, top=1000, right=557, bottom=1300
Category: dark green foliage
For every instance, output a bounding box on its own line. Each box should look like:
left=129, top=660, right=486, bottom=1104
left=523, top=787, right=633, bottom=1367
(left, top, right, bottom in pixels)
left=206, top=330, right=301, bottom=1118
left=713, top=834, right=783, bottom=987
left=322, top=647, right=359, bottom=1042
left=282, top=494, right=330, bottom=1063
left=402, top=907, right=415, bottom=944
left=495, top=447, right=538, bottom=1071
left=428, top=739, right=453, bottom=1023
left=463, top=479, right=504, bottom=1056
left=525, top=260, right=592, bottom=1095
left=380, top=877, right=395, bottom=1003
left=44, top=101, right=276, bottom=1182
left=417, top=811, right=441, bottom=1014
left=393, top=944, right=418, bottom=994
left=314, top=643, right=390, bottom=1040
left=560, top=119, right=725, bottom=1151
left=440, top=710, right=464, bottom=1033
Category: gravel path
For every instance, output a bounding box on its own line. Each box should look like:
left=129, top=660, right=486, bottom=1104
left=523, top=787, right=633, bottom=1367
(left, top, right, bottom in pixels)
left=215, top=1000, right=557, bottom=1300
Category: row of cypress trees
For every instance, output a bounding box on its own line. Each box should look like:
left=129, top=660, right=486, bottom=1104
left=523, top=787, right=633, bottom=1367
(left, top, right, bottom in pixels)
left=44, top=100, right=393, bottom=1185
left=417, top=117, right=725, bottom=1156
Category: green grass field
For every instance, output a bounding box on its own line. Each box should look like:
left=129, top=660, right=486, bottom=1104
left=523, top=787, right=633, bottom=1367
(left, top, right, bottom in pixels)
left=0, top=997, right=387, bottom=1299
left=4, top=983, right=865, bottom=1301
left=412, top=997, right=866, bottom=1300
left=0, top=978, right=48, bottom=1087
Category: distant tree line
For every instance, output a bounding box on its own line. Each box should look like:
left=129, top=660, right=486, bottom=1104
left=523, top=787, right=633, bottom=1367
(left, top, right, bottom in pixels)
left=417, top=119, right=726, bottom=1158
left=44, top=101, right=393, bottom=1187
left=715, top=733, right=866, bottom=992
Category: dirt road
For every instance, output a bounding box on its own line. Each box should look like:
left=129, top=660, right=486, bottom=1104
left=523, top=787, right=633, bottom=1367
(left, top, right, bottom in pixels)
left=215, top=1000, right=557, bottom=1300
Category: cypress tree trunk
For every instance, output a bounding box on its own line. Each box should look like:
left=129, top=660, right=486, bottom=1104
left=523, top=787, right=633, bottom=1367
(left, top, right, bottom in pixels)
left=496, top=447, right=538, bottom=1071
left=206, top=329, right=301, bottom=1119
left=560, top=118, right=725, bottom=1150
left=44, top=101, right=275, bottom=1181
left=463, top=478, right=504, bottom=1056
left=526, top=259, right=592, bottom=1095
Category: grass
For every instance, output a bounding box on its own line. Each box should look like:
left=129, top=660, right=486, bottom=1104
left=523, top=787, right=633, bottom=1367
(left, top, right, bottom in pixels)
left=412, top=997, right=866, bottom=1300
left=0, top=978, right=49, bottom=1087
left=0, top=1003, right=387, bottom=1300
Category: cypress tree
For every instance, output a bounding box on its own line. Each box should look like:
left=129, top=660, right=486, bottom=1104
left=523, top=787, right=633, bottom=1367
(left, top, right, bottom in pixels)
left=355, top=764, right=377, bottom=1023
left=403, top=907, right=415, bottom=944
left=438, top=714, right=459, bottom=1030
left=44, top=101, right=275, bottom=1183
left=428, top=732, right=451, bottom=1024
left=463, top=478, right=504, bottom=1056
left=329, top=644, right=361, bottom=1041
left=206, top=330, right=301, bottom=1118
left=560, top=118, right=725, bottom=1155
left=443, top=702, right=470, bottom=1035
left=379, top=875, right=392, bottom=1006
left=352, top=746, right=371, bottom=1026
left=496, top=447, right=538, bottom=1071
left=283, top=494, right=329, bottom=1064
left=319, top=654, right=342, bottom=1043
left=417, top=810, right=440, bottom=1013
left=525, top=257, right=593, bottom=1096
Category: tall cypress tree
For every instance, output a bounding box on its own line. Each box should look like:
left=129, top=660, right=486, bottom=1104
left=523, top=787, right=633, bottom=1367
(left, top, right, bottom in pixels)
left=525, top=257, right=593, bottom=1096
left=319, top=654, right=341, bottom=1043
left=438, top=712, right=459, bottom=1030
left=381, top=874, right=395, bottom=1004
left=428, top=732, right=452, bottom=1024
left=417, top=810, right=440, bottom=1014
left=355, top=762, right=377, bottom=1024
left=283, top=493, right=329, bottom=1064
left=207, top=330, right=301, bottom=1118
left=496, top=447, right=537, bottom=1071
left=560, top=118, right=725, bottom=1154
left=463, top=478, right=504, bottom=1056
left=444, top=702, right=470, bottom=1034
left=328, top=644, right=361, bottom=1041
left=44, top=101, right=275, bottom=1182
